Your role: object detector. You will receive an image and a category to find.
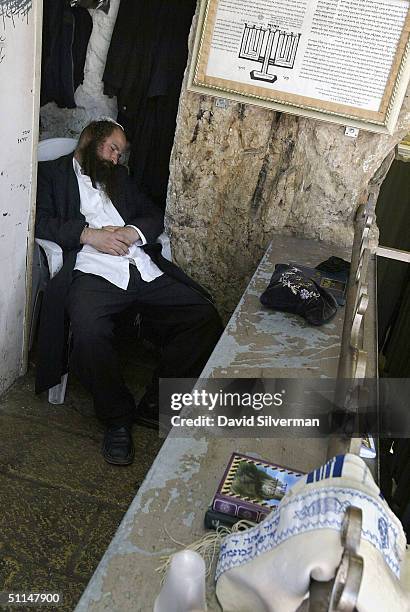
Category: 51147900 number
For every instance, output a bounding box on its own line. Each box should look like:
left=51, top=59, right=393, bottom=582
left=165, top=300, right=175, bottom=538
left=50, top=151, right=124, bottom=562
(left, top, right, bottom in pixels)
left=0, top=592, right=62, bottom=606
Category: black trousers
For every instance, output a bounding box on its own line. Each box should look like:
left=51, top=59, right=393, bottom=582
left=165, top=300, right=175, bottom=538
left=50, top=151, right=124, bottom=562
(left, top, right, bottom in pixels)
left=67, top=267, right=222, bottom=426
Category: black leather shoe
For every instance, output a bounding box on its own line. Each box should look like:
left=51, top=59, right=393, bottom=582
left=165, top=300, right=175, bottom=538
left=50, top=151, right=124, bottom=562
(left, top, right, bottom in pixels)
left=134, top=394, right=159, bottom=430
left=102, top=425, right=135, bottom=465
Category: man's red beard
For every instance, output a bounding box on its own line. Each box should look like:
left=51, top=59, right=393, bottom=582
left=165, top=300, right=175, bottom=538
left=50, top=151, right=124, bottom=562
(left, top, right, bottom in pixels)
left=80, top=140, right=118, bottom=202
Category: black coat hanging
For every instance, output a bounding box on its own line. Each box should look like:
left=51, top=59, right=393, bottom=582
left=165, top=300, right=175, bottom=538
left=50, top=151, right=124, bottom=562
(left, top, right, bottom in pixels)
left=103, top=0, right=197, bottom=209
left=41, top=0, right=92, bottom=108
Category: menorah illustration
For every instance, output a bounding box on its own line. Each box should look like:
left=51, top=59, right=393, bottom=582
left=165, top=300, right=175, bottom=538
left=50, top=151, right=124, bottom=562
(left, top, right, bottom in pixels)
left=239, top=23, right=301, bottom=83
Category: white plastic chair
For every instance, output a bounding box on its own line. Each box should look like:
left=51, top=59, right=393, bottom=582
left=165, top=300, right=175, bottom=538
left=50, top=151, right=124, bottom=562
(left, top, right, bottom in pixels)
left=31, top=137, right=172, bottom=404
left=37, top=137, right=79, bottom=161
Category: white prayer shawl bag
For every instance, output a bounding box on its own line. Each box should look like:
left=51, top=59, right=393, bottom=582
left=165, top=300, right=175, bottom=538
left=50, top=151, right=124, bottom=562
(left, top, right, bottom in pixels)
left=216, top=454, right=409, bottom=612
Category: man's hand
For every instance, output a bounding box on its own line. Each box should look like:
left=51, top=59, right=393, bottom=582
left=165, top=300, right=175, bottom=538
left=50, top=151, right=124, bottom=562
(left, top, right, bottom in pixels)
left=80, top=227, right=131, bottom=256
left=103, top=225, right=140, bottom=245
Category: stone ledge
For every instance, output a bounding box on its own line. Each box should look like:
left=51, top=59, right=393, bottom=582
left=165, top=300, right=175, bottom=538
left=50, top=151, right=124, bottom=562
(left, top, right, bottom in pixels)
left=75, top=235, right=350, bottom=611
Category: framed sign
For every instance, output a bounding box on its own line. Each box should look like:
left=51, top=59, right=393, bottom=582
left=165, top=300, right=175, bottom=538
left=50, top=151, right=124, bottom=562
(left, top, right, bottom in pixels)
left=188, top=0, right=410, bottom=134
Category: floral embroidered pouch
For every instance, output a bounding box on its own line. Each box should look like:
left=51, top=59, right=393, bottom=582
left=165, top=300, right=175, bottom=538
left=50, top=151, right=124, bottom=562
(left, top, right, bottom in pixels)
left=260, top=264, right=338, bottom=326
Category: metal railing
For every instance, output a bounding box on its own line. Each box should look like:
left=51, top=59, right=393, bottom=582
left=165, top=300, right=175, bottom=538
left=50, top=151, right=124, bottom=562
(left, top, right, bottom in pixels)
left=327, top=191, right=379, bottom=459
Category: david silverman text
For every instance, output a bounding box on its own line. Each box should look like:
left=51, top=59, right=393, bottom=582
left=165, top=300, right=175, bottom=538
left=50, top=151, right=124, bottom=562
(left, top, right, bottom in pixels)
left=170, top=415, right=320, bottom=427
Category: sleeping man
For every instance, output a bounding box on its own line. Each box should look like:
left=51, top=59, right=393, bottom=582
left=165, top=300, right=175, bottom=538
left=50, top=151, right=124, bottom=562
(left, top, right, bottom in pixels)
left=35, top=119, right=222, bottom=465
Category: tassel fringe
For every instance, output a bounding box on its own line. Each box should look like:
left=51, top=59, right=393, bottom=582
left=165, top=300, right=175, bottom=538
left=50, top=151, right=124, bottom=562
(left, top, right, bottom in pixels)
left=156, top=520, right=255, bottom=582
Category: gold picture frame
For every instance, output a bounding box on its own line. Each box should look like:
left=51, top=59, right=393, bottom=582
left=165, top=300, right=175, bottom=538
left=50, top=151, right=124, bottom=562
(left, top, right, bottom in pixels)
left=188, top=0, right=410, bottom=134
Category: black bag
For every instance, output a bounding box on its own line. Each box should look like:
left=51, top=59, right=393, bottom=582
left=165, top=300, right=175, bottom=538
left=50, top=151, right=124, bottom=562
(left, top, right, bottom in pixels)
left=260, top=264, right=338, bottom=326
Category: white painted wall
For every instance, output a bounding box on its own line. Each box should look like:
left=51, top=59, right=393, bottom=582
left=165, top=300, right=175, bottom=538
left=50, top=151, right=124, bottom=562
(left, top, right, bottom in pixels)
left=0, top=1, right=41, bottom=393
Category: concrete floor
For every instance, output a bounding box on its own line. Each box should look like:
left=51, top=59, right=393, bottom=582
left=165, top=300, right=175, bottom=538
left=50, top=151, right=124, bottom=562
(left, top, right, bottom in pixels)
left=0, top=342, right=163, bottom=612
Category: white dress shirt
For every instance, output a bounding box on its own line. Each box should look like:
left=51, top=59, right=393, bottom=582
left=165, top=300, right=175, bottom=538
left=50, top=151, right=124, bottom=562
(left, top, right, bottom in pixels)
left=73, top=158, right=163, bottom=289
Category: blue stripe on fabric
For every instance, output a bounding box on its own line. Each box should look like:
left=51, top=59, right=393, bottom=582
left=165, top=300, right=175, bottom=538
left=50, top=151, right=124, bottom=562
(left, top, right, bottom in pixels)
left=333, top=454, right=345, bottom=477
left=325, top=459, right=333, bottom=478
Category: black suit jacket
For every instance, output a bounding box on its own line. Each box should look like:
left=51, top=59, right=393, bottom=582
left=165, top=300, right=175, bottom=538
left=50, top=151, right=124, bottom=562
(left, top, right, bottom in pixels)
left=35, top=154, right=211, bottom=393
